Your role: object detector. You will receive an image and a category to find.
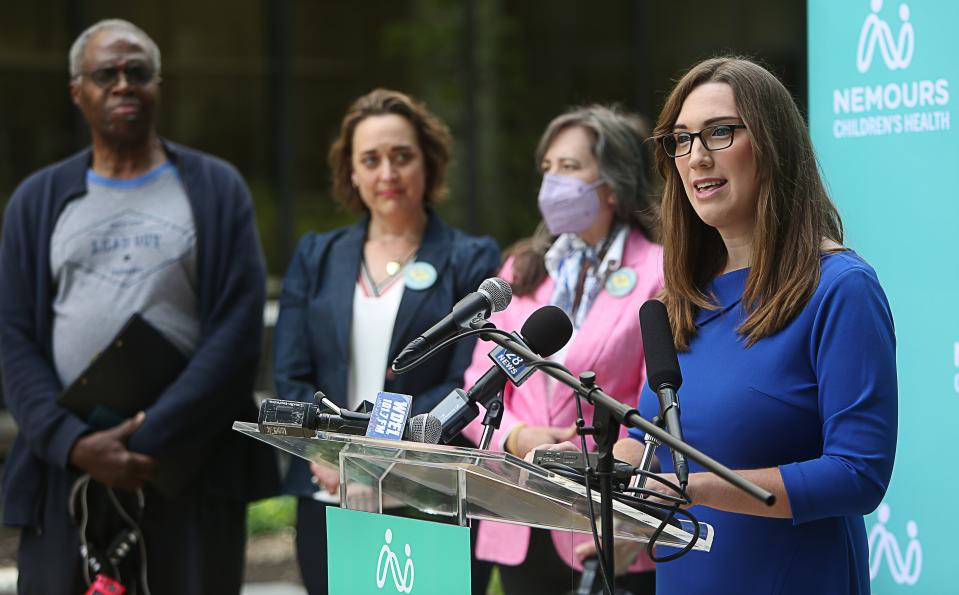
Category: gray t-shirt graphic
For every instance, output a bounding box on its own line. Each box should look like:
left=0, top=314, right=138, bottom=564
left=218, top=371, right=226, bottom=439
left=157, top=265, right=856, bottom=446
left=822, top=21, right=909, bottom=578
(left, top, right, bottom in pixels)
left=50, top=163, right=199, bottom=387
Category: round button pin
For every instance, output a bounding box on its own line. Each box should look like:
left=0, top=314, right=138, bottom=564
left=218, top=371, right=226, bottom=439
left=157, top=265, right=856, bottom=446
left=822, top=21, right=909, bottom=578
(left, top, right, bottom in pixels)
left=606, top=267, right=637, bottom=297
left=404, top=261, right=438, bottom=290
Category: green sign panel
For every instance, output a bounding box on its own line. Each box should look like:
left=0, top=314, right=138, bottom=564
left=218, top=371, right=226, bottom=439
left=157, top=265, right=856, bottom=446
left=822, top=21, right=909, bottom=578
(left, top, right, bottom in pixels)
left=327, top=507, right=471, bottom=595
left=808, top=0, right=957, bottom=592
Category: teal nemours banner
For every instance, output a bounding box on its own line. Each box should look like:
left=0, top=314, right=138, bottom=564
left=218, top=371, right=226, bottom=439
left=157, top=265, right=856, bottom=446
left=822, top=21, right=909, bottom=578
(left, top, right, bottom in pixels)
left=809, top=0, right=956, bottom=592
left=327, top=507, right=471, bottom=595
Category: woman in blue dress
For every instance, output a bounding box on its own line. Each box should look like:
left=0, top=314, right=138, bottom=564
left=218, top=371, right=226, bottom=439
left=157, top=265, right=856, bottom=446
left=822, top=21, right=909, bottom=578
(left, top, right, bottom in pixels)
left=614, top=57, right=898, bottom=594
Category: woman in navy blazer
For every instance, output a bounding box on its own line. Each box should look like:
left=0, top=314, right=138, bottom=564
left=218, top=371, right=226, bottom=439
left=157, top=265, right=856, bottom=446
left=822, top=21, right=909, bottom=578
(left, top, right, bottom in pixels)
left=272, top=89, right=500, bottom=595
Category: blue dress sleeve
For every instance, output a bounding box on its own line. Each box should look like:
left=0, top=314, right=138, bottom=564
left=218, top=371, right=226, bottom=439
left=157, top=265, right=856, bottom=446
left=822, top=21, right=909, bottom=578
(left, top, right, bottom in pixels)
left=780, top=266, right=898, bottom=524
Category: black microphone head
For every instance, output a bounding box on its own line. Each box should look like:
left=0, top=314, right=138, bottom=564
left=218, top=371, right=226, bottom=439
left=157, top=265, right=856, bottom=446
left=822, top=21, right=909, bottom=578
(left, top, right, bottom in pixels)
left=639, top=299, right=682, bottom=391
left=478, top=277, right=512, bottom=313
left=520, top=305, right=573, bottom=357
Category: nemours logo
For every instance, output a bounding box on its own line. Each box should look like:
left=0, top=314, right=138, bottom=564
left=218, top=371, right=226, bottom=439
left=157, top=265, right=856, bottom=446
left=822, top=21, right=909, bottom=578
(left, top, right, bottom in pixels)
left=376, top=528, right=415, bottom=593
left=857, top=0, right=914, bottom=72
left=868, top=503, right=922, bottom=586
left=831, top=1, right=950, bottom=139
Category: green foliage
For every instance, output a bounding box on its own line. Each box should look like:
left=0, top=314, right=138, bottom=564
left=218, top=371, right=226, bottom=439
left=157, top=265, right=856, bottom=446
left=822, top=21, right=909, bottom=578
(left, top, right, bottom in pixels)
left=246, top=495, right=297, bottom=536
left=487, top=566, right=504, bottom=595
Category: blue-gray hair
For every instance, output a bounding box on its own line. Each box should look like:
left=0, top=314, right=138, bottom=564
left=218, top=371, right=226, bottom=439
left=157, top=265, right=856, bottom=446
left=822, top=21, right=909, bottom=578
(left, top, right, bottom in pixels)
left=535, top=104, right=657, bottom=238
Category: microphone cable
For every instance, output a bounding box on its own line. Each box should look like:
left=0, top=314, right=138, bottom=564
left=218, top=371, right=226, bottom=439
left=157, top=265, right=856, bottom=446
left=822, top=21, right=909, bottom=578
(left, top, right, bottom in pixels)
left=390, top=326, right=516, bottom=375
left=564, top=364, right=702, bottom=589
left=393, top=323, right=704, bottom=571
left=68, top=474, right=152, bottom=595
left=397, top=327, right=618, bottom=595
left=540, top=459, right=703, bottom=563
left=616, top=491, right=701, bottom=564
left=569, top=366, right=615, bottom=595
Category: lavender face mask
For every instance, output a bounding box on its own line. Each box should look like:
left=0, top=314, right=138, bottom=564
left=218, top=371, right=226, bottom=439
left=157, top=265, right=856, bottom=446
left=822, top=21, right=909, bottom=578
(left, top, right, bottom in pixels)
left=537, top=173, right=603, bottom=235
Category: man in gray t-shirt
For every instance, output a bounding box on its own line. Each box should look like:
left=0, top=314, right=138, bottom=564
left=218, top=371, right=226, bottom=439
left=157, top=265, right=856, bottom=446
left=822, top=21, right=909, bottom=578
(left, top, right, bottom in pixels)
left=50, top=162, right=199, bottom=388
left=0, top=19, right=277, bottom=595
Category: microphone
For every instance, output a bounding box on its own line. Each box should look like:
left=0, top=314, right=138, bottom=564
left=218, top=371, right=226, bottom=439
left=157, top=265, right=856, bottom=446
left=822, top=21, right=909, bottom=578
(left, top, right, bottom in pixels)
left=392, top=277, right=513, bottom=370
left=430, top=305, right=573, bottom=444
left=257, top=399, right=442, bottom=444
left=638, top=299, right=689, bottom=487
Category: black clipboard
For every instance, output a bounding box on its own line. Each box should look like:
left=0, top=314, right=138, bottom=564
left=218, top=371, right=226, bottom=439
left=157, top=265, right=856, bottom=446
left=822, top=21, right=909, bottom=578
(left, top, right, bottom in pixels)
left=59, top=313, right=187, bottom=429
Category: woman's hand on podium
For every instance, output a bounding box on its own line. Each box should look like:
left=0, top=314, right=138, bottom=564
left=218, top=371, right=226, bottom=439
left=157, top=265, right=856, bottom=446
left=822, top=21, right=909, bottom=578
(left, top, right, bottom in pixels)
left=509, top=424, right=577, bottom=459
left=309, top=462, right=341, bottom=494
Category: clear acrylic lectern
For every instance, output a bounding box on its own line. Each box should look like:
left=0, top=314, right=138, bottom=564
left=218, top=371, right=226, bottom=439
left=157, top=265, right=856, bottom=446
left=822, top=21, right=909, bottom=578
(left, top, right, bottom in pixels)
left=233, top=421, right=712, bottom=551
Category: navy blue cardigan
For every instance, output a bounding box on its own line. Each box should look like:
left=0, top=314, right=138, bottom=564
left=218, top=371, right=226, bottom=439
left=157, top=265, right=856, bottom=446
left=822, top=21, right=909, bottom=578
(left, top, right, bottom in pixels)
left=0, top=141, right=279, bottom=527
left=273, top=212, right=500, bottom=496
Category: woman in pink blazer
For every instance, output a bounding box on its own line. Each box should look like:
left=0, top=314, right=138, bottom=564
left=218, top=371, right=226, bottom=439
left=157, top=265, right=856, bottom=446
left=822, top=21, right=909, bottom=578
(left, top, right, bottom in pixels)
left=462, top=105, right=663, bottom=594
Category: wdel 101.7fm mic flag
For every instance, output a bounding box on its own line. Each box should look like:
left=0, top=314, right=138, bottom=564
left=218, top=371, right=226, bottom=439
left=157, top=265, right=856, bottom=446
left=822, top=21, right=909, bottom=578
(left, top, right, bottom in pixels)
left=392, top=277, right=513, bottom=371
left=638, top=299, right=689, bottom=487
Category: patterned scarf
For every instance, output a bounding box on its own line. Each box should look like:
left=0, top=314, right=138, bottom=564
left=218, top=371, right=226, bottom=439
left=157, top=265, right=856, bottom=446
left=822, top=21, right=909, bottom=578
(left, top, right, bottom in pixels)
left=544, top=225, right=626, bottom=328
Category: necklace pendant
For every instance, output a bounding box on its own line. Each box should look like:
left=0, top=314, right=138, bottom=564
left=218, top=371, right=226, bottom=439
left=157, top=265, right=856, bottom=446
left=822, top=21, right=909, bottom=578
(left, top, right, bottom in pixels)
left=385, top=261, right=401, bottom=276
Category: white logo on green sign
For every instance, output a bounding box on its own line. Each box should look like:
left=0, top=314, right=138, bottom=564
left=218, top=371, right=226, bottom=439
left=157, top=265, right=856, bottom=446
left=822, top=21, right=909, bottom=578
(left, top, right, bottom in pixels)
left=868, top=503, right=923, bottom=586
left=831, top=1, right=950, bottom=139
left=810, top=2, right=957, bottom=592
left=327, top=507, right=470, bottom=594
left=377, top=528, right=415, bottom=593
left=857, top=0, right=914, bottom=72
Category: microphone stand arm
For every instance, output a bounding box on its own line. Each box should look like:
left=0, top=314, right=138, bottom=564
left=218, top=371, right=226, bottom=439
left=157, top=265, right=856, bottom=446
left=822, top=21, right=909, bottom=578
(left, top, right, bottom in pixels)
left=479, top=331, right=776, bottom=507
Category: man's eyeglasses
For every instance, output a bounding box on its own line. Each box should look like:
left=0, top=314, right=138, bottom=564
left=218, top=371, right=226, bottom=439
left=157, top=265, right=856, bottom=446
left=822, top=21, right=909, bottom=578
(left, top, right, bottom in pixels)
left=77, top=64, right=156, bottom=88
left=661, top=124, right=748, bottom=158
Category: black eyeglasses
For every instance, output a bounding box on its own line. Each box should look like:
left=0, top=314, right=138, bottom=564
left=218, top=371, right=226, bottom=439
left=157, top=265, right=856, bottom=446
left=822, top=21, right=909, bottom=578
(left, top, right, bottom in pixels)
left=78, top=64, right=156, bottom=88
left=661, top=124, right=748, bottom=158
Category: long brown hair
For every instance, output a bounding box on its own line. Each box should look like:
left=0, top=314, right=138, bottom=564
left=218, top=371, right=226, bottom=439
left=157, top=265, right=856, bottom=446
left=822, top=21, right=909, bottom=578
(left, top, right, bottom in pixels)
left=655, top=57, right=843, bottom=349
left=510, top=105, right=658, bottom=295
left=328, top=88, right=452, bottom=212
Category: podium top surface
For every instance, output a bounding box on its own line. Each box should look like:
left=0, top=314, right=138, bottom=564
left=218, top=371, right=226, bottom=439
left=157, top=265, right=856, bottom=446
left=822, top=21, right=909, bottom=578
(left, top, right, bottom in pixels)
left=233, top=421, right=712, bottom=551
